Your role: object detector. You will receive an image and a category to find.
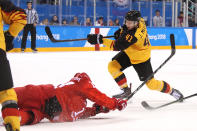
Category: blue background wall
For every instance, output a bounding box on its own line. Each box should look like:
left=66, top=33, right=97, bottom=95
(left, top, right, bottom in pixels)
left=5, top=26, right=195, bottom=49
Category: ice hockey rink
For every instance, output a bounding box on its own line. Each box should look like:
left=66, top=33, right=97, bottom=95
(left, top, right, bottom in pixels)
left=0, top=49, right=197, bottom=131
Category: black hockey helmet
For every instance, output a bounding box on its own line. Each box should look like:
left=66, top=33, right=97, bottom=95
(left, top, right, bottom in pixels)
left=27, top=1, right=33, bottom=4
left=125, top=10, right=141, bottom=21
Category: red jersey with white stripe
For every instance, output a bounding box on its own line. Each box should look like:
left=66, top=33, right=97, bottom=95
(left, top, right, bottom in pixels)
left=15, top=73, right=117, bottom=125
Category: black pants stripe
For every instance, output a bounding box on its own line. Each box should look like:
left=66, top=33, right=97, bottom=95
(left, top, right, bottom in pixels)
left=21, top=24, right=36, bottom=49
left=112, top=51, right=153, bottom=82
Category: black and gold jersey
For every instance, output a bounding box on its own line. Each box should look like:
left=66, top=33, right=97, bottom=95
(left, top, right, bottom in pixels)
left=103, top=18, right=151, bottom=64
left=0, top=0, right=27, bottom=50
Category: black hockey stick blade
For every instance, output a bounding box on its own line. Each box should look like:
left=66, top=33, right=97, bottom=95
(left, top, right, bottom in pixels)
left=45, top=26, right=114, bottom=42
left=126, top=34, right=176, bottom=101
left=141, top=93, right=197, bottom=110
left=170, top=34, right=176, bottom=54
left=45, top=26, right=56, bottom=42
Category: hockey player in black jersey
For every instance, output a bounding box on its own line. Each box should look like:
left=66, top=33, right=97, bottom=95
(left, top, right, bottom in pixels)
left=87, top=10, right=183, bottom=101
left=0, top=0, right=27, bottom=131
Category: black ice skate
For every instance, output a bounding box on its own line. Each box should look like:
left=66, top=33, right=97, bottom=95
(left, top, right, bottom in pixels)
left=32, top=48, right=38, bottom=53
left=170, top=88, right=184, bottom=102
left=113, top=86, right=131, bottom=99
left=21, top=48, right=25, bottom=53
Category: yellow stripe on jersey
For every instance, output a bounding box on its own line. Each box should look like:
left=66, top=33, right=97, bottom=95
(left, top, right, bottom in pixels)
left=0, top=10, right=5, bottom=50
left=103, top=38, right=115, bottom=50
left=2, top=10, right=27, bottom=37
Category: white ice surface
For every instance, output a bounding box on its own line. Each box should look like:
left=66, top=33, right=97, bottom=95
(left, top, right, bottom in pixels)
left=1, top=49, right=197, bottom=131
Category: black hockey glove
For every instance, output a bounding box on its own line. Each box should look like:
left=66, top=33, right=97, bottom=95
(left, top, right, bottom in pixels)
left=4, top=31, right=14, bottom=52
left=114, top=29, right=121, bottom=40
left=93, top=103, right=109, bottom=114
left=44, top=96, right=62, bottom=119
left=87, top=34, right=103, bottom=45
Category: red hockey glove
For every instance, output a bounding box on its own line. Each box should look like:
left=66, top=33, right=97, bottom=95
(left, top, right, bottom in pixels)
left=93, top=103, right=109, bottom=114
left=19, top=109, right=44, bottom=125
left=113, top=98, right=127, bottom=111
left=87, top=34, right=103, bottom=44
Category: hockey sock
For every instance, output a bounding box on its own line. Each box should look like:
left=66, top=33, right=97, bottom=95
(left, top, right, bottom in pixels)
left=160, top=81, right=172, bottom=94
left=114, top=73, right=128, bottom=89
left=146, top=78, right=172, bottom=94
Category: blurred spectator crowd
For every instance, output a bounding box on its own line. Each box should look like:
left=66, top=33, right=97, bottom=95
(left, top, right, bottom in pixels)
left=39, top=15, right=121, bottom=26
left=15, top=0, right=196, bottom=27
left=36, top=0, right=196, bottom=27
left=39, top=12, right=196, bottom=27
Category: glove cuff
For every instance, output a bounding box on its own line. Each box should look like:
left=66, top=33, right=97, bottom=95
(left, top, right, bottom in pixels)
left=97, top=34, right=103, bottom=44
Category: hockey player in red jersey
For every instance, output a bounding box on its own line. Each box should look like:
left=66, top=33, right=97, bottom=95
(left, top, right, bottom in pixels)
left=14, top=73, right=127, bottom=125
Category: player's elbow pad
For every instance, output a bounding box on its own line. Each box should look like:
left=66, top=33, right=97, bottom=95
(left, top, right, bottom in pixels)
left=114, top=39, right=129, bottom=51
left=114, top=37, right=137, bottom=51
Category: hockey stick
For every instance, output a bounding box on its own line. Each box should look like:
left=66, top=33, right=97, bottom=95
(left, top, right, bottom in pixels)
left=141, top=93, right=197, bottom=110
left=126, top=34, right=176, bottom=101
left=45, top=26, right=115, bottom=42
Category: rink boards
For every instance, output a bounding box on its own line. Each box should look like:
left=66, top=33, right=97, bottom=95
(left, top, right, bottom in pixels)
left=5, top=26, right=197, bottom=52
